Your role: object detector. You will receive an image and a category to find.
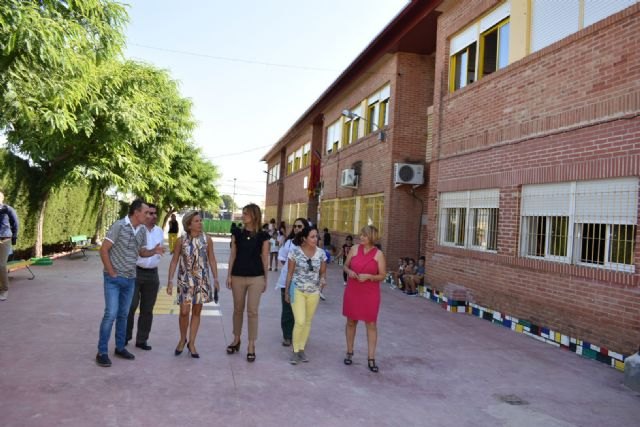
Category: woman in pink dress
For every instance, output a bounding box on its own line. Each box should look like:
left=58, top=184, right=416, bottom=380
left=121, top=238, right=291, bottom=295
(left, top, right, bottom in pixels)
left=342, top=225, right=387, bottom=372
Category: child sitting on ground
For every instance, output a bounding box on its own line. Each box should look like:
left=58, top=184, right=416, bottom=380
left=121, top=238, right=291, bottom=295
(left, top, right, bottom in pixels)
left=403, top=256, right=425, bottom=296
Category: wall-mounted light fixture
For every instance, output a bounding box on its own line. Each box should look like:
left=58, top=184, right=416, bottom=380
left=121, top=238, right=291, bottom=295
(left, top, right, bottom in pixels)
left=341, top=109, right=385, bottom=142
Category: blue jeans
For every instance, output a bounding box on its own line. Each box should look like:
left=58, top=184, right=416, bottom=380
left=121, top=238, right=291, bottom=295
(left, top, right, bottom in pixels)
left=98, top=274, right=135, bottom=354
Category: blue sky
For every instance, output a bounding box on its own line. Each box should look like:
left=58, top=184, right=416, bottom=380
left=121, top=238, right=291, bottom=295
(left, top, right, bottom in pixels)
left=124, top=0, right=409, bottom=208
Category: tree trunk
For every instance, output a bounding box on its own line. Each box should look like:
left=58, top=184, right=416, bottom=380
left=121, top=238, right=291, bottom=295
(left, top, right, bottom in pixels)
left=92, top=190, right=106, bottom=244
left=34, top=190, right=51, bottom=258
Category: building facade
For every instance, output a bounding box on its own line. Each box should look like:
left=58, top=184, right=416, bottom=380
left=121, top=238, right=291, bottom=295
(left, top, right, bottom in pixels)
left=264, top=0, right=640, bottom=357
left=427, top=0, right=640, bottom=356
left=262, top=2, right=441, bottom=263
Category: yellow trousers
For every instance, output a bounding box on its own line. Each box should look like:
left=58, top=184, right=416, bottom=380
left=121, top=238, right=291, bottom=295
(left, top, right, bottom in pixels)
left=168, top=233, right=178, bottom=253
left=291, top=288, right=320, bottom=352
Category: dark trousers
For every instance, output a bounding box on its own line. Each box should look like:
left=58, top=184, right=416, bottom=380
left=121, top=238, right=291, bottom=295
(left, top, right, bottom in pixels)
left=127, top=267, right=160, bottom=344
left=280, top=288, right=294, bottom=340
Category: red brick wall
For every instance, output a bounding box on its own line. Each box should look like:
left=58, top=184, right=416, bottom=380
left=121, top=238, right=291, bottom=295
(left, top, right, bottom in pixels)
left=425, top=1, right=640, bottom=354
left=321, top=53, right=434, bottom=262
left=281, top=126, right=313, bottom=207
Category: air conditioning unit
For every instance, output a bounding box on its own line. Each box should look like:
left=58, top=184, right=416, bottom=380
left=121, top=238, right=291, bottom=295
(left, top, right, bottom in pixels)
left=340, top=169, right=358, bottom=188
left=394, top=163, right=424, bottom=185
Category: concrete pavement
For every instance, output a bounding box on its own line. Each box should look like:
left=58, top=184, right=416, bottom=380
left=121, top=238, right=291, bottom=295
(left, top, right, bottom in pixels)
left=0, top=237, right=638, bottom=427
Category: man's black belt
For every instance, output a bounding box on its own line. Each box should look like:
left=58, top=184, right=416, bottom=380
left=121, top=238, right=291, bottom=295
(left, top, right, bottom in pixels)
left=136, top=266, right=158, bottom=270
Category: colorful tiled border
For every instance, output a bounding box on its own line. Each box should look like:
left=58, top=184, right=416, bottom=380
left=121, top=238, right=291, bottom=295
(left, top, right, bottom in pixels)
left=415, top=285, right=627, bottom=371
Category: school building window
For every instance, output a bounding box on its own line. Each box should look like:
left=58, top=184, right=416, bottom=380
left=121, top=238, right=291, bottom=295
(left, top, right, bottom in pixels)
left=302, top=142, right=311, bottom=167
left=366, top=84, right=390, bottom=134
left=530, top=0, right=638, bottom=53
left=520, top=178, right=638, bottom=272
left=439, top=189, right=500, bottom=251
left=342, top=106, right=362, bottom=146
left=326, top=119, right=342, bottom=154
left=267, top=163, right=280, bottom=184
left=319, top=199, right=338, bottom=232
left=286, top=153, right=294, bottom=175
left=449, top=2, right=510, bottom=91
left=320, top=194, right=385, bottom=235
left=283, top=202, right=308, bottom=228
left=359, top=194, right=385, bottom=237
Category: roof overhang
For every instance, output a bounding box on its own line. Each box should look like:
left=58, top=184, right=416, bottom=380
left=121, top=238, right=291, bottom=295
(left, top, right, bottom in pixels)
left=261, top=0, right=442, bottom=162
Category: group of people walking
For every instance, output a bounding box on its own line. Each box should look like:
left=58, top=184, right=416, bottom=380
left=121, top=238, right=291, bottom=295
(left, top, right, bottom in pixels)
left=96, top=200, right=386, bottom=373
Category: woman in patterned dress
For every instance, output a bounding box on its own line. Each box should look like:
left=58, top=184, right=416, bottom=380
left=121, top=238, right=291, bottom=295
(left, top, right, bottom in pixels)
left=167, top=211, right=220, bottom=358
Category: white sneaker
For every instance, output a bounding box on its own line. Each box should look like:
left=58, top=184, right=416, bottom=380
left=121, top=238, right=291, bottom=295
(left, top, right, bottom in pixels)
left=319, top=292, right=326, bottom=301
left=0, top=290, right=7, bottom=301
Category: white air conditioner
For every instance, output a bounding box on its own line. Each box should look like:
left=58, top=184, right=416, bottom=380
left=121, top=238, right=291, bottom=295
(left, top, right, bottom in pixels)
left=340, top=169, right=358, bottom=188
left=394, top=163, right=424, bottom=185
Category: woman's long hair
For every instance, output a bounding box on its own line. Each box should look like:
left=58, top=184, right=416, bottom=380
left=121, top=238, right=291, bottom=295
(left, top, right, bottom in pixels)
left=287, top=217, right=309, bottom=240
left=242, top=203, right=262, bottom=234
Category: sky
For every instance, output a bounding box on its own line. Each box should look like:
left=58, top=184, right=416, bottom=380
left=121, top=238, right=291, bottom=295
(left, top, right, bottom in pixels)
left=124, top=0, right=410, bottom=209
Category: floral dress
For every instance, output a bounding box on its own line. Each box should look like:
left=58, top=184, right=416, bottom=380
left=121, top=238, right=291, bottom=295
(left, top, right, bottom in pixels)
left=176, top=233, right=213, bottom=305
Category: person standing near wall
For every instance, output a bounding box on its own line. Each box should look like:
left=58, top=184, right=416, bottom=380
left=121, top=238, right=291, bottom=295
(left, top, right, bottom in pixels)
left=0, top=190, right=19, bottom=301
left=97, top=199, right=164, bottom=367
left=168, top=213, right=179, bottom=253
left=342, top=226, right=387, bottom=373
left=226, top=203, right=269, bottom=362
left=126, top=203, right=163, bottom=350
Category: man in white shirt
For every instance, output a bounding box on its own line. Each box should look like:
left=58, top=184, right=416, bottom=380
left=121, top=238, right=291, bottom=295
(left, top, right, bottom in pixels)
left=126, top=203, right=164, bottom=350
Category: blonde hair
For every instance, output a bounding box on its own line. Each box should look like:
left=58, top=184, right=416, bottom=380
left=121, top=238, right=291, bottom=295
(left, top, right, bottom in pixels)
left=360, top=225, right=379, bottom=244
left=242, top=203, right=262, bottom=233
left=182, top=211, right=201, bottom=233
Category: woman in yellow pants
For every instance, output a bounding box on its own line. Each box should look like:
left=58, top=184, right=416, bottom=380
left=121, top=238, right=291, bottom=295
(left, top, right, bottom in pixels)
left=284, top=224, right=327, bottom=364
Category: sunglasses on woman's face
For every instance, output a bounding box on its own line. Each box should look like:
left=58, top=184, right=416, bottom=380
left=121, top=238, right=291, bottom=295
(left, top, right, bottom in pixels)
left=294, top=224, right=304, bottom=229
left=306, top=258, right=313, bottom=271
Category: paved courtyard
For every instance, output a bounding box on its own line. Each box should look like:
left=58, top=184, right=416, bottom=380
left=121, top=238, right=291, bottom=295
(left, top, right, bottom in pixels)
left=0, top=237, right=638, bottom=427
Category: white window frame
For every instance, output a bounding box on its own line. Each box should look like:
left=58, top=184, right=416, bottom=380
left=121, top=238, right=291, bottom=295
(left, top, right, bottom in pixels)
left=439, top=189, right=500, bottom=252
left=268, top=163, right=280, bottom=184
left=520, top=178, right=638, bottom=272
left=449, top=2, right=511, bottom=91
left=326, top=119, right=342, bottom=153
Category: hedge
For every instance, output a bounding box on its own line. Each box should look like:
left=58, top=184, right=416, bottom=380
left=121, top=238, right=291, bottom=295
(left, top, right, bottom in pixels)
left=0, top=149, right=120, bottom=257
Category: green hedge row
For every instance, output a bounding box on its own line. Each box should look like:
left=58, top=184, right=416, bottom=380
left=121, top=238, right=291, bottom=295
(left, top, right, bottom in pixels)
left=0, top=149, right=120, bottom=257
left=203, top=219, right=234, bottom=234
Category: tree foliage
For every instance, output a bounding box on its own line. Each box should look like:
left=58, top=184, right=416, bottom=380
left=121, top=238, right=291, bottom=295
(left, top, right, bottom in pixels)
left=0, top=1, right=222, bottom=255
left=0, top=0, right=128, bottom=133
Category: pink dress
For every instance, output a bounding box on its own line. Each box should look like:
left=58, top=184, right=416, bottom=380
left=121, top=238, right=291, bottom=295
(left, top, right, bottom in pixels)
left=342, top=245, right=380, bottom=322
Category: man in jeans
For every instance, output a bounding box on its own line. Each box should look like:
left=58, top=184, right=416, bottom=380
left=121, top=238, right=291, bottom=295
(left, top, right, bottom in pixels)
left=0, top=190, right=19, bottom=301
left=96, top=199, right=164, bottom=367
left=126, top=203, right=163, bottom=351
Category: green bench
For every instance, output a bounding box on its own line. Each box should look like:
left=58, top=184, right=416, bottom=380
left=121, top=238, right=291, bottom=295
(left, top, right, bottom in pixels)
left=7, top=259, right=35, bottom=280
left=70, top=235, right=91, bottom=260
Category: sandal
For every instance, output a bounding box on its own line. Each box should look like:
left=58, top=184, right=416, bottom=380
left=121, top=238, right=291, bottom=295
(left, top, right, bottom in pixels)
left=343, top=352, right=353, bottom=365
left=367, top=358, right=379, bottom=373
left=226, top=340, right=240, bottom=354
left=247, top=352, right=256, bottom=362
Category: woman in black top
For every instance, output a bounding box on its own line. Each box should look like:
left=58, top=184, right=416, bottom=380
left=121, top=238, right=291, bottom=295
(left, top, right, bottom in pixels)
left=226, top=203, right=269, bottom=362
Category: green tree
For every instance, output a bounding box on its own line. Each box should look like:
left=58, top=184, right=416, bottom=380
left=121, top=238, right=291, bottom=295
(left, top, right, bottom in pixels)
left=221, top=194, right=236, bottom=212
left=143, top=143, right=221, bottom=229
left=7, top=60, right=194, bottom=255
left=0, top=0, right=128, bottom=133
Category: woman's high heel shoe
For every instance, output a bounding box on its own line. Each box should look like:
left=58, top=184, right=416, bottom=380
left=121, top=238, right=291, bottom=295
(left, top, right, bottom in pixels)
left=367, top=358, right=379, bottom=373
left=187, top=342, right=199, bottom=358
left=226, top=340, right=241, bottom=354
left=247, top=346, right=256, bottom=362
left=174, top=339, right=187, bottom=356
left=344, top=352, right=354, bottom=365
